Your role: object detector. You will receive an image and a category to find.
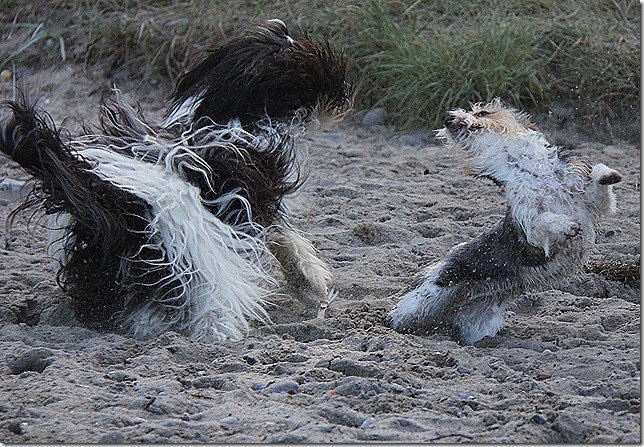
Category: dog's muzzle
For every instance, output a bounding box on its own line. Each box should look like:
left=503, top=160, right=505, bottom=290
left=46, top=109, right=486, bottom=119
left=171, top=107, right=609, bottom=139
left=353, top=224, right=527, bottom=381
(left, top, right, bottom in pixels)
left=445, top=114, right=467, bottom=135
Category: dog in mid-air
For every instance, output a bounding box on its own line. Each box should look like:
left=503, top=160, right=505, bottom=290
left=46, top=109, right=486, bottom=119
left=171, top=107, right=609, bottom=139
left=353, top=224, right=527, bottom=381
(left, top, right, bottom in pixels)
left=388, top=99, right=622, bottom=344
left=0, top=19, right=352, bottom=342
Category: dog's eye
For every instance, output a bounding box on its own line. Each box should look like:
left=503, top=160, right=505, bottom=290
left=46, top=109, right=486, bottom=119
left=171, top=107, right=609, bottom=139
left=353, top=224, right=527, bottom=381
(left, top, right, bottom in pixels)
left=476, top=111, right=491, bottom=117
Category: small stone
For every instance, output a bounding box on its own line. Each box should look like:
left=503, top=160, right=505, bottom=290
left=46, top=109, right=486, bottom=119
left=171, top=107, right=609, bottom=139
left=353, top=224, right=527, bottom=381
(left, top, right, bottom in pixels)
left=368, top=383, right=382, bottom=394
left=250, top=382, right=264, bottom=391
left=220, top=416, right=237, bottom=429
left=334, top=254, right=357, bottom=262
left=361, top=417, right=376, bottom=428
left=390, top=384, right=405, bottom=394
left=457, top=366, right=471, bottom=374
left=270, top=380, right=299, bottom=394
left=362, top=108, right=386, bottom=126
left=0, top=69, right=11, bottom=79
left=105, top=370, right=136, bottom=382
left=317, top=425, right=333, bottom=433
left=541, top=349, right=555, bottom=358
left=410, top=236, right=428, bottom=246
left=531, top=414, right=548, bottom=424
left=98, top=432, right=124, bottom=443
left=8, top=348, right=54, bottom=375
left=0, top=178, right=26, bottom=192
left=399, top=134, right=423, bottom=146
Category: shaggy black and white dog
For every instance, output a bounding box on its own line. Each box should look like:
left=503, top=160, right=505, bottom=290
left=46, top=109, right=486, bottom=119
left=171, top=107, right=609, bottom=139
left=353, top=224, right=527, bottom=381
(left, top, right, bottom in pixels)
left=389, top=99, right=622, bottom=344
left=0, top=19, right=352, bottom=342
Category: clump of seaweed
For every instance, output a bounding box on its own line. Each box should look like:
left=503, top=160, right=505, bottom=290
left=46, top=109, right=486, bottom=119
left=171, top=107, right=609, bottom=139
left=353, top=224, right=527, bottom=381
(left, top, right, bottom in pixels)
left=587, top=258, right=640, bottom=288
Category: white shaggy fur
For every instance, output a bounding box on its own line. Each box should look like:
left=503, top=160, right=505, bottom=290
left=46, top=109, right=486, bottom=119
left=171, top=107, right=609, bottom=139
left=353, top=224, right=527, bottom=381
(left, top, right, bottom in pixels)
left=80, top=146, right=274, bottom=342
left=389, top=99, right=622, bottom=344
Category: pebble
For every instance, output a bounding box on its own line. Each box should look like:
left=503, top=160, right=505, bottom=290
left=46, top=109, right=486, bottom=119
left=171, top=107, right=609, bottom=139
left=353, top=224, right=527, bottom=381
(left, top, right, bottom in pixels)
left=7, top=348, right=55, bottom=375
left=531, top=414, right=548, bottom=424
left=456, top=366, right=471, bottom=374
left=98, top=432, right=125, bottom=443
left=399, top=134, right=423, bottom=146
left=317, top=425, right=333, bottom=433
left=334, top=254, right=357, bottom=262
left=410, top=236, right=428, bottom=246
left=0, top=178, right=26, bottom=192
left=220, top=416, right=237, bottom=429
left=361, top=417, right=376, bottom=428
left=250, top=382, right=264, bottom=391
left=369, top=383, right=382, bottom=394
left=362, top=108, right=386, bottom=126
left=105, top=370, right=136, bottom=382
left=270, top=380, right=299, bottom=394
left=389, top=384, right=405, bottom=394
left=0, top=69, right=11, bottom=79
left=541, top=349, right=555, bottom=358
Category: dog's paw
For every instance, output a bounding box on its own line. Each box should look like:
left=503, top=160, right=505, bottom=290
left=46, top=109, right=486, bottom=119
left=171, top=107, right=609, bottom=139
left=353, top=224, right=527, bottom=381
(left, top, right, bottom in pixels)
left=591, top=163, right=622, bottom=185
left=563, top=220, right=581, bottom=239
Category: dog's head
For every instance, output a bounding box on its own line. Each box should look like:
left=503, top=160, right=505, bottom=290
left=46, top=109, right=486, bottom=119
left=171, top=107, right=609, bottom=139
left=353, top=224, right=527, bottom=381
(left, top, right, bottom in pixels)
left=436, top=98, right=534, bottom=145
left=165, top=19, right=353, bottom=128
left=435, top=99, right=542, bottom=179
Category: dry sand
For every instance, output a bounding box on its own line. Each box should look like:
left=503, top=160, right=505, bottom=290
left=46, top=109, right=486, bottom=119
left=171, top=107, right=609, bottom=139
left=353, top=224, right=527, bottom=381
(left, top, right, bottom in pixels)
left=0, top=66, right=640, bottom=443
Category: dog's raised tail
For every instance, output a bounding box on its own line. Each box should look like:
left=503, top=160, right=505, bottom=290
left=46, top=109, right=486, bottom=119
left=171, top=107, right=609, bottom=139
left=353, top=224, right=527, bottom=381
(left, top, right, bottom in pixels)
left=0, top=98, right=70, bottom=175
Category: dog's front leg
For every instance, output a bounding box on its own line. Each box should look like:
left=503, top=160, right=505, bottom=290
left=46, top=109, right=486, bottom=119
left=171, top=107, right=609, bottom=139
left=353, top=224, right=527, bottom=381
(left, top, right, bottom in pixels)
left=525, top=211, right=581, bottom=257
left=266, top=224, right=334, bottom=313
left=587, top=163, right=622, bottom=215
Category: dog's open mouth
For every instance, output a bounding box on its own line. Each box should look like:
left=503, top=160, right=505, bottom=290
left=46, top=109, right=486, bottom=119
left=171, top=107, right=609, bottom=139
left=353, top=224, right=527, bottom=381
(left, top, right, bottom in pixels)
left=443, top=114, right=481, bottom=143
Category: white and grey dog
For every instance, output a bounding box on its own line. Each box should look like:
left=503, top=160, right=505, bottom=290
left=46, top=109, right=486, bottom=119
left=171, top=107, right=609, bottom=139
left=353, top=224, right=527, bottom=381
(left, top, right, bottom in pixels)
left=1, top=20, right=352, bottom=342
left=389, top=99, right=622, bottom=344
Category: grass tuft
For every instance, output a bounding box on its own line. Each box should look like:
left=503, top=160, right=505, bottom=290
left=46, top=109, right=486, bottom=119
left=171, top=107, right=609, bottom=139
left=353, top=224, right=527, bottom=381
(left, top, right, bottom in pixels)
left=0, top=0, right=639, bottom=138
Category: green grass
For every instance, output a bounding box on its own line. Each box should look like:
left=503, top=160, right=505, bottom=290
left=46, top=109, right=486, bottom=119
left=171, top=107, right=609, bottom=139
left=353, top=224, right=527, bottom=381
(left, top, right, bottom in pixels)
left=0, top=0, right=639, bottom=137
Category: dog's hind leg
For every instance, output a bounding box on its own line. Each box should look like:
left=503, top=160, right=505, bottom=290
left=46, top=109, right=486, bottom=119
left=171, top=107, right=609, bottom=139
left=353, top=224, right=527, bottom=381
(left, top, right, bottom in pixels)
left=388, top=261, right=452, bottom=332
left=452, top=297, right=506, bottom=345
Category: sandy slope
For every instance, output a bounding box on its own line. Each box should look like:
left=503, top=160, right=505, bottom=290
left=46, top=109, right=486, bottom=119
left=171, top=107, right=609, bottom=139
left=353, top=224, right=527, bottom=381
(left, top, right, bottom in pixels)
left=0, top=67, right=640, bottom=443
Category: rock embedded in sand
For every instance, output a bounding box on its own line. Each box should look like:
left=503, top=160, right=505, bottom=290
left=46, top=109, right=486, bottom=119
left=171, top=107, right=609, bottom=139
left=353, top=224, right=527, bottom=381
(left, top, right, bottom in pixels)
left=399, top=134, right=423, bottom=146
left=362, top=108, right=386, bottom=126
left=220, top=416, right=238, bottom=429
left=541, top=349, right=555, bottom=358
left=7, top=348, right=55, bottom=375
left=270, top=380, right=300, bottom=394
left=531, top=414, right=548, bottom=425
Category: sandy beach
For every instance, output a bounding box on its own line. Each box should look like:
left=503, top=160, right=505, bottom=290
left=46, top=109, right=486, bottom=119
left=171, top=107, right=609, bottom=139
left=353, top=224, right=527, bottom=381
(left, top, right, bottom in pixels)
left=0, top=65, right=640, bottom=443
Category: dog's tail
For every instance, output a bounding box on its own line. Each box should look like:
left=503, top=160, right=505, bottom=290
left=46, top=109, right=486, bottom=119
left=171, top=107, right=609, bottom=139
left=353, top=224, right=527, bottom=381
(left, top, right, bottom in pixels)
left=0, top=96, right=140, bottom=249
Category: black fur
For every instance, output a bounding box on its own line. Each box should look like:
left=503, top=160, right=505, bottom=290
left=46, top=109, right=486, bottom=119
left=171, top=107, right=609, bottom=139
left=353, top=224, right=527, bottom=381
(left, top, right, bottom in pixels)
left=0, top=20, right=351, bottom=337
left=0, top=98, right=164, bottom=327
left=435, top=211, right=548, bottom=288
left=97, top=93, right=302, bottom=228
left=167, top=20, right=351, bottom=127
